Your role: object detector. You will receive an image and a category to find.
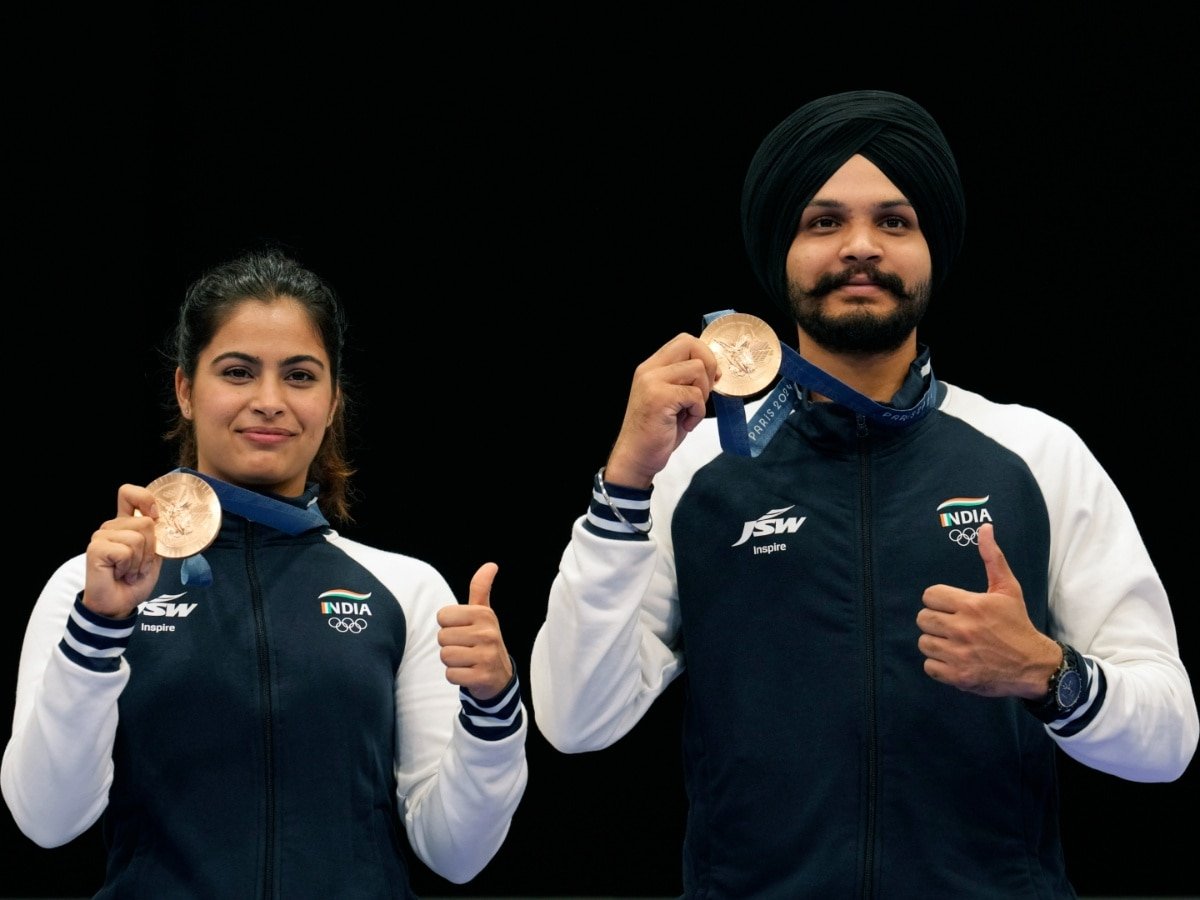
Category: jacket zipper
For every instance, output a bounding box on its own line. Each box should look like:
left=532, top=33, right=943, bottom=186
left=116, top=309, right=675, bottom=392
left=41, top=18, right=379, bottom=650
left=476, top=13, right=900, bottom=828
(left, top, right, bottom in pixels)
left=857, top=414, right=878, bottom=899
left=246, top=522, right=277, bottom=900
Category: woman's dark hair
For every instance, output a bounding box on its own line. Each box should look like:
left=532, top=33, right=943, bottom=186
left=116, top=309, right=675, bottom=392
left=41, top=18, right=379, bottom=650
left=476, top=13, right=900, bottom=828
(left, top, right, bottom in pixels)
left=162, top=248, right=356, bottom=524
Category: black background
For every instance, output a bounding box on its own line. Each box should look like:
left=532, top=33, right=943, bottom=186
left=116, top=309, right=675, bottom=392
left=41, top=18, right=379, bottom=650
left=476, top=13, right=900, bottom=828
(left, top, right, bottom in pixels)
left=4, top=5, right=1198, bottom=897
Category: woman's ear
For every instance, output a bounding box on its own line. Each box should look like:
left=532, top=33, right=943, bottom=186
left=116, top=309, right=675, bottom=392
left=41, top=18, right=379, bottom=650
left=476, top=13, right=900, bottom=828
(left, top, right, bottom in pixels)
left=327, top=387, right=341, bottom=428
left=175, top=368, right=193, bottom=419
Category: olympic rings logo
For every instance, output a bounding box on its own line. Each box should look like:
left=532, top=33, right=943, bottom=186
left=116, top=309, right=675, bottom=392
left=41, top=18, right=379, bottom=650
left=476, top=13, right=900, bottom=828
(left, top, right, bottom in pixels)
left=948, top=528, right=978, bottom=547
left=327, top=617, right=368, bottom=633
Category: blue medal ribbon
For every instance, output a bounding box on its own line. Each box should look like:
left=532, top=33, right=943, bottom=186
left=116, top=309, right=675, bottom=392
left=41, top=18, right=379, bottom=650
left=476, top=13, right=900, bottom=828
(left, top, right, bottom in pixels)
left=171, top=467, right=330, bottom=586
left=703, top=309, right=939, bottom=458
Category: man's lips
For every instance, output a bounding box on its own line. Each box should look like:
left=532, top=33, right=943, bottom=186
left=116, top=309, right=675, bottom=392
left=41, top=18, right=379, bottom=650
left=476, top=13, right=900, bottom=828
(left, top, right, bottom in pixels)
left=837, top=280, right=888, bottom=296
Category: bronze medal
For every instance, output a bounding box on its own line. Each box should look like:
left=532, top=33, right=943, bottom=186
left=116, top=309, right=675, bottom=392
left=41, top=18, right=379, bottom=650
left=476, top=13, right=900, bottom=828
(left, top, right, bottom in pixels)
left=142, top=471, right=222, bottom=558
left=699, top=313, right=782, bottom=398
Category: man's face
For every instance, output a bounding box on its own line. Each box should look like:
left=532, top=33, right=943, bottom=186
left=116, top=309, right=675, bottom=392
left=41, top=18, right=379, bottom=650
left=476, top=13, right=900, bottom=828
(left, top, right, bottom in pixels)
left=785, top=153, right=933, bottom=355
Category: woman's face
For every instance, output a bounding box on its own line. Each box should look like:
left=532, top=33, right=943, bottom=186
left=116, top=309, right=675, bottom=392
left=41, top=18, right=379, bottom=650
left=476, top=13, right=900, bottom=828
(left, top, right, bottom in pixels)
left=175, top=296, right=338, bottom=497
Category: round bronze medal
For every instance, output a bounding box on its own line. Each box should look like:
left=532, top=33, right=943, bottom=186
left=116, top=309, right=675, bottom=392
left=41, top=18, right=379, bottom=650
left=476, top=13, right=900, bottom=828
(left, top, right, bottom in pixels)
left=699, top=313, right=782, bottom=398
left=142, top=471, right=222, bottom=558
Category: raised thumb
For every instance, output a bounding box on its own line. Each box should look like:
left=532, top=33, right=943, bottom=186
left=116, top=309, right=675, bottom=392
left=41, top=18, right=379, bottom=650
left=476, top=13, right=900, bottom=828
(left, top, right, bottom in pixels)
left=977, top=524, right=1019, bottom=598
left=467, top=561, right=499, bottom=607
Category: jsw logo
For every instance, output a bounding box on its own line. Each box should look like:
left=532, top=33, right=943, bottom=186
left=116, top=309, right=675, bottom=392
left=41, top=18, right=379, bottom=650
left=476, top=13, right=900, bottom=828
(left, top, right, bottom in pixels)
left=731, top=506, right=807, bottom=547
left=139, top=593, right=198, bottom=617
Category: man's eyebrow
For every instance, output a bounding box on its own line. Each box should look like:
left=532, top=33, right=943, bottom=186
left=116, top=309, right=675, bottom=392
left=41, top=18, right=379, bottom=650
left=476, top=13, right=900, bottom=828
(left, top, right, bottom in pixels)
left=804, top=198, right=913, bottom=210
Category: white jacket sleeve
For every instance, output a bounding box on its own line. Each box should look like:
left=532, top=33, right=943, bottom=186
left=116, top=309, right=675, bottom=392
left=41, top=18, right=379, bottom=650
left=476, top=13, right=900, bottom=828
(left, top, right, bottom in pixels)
left=2, top=555, right=127, bottom=848
left=530, top=432, right=719, bottom=754
left=943, top=385, right=1199, bottom=781
left=530, top=515, right=683, bottom=754
left=387, top=562, right=528, bottom=884
left=1041, top=428, right=1198, bottom=780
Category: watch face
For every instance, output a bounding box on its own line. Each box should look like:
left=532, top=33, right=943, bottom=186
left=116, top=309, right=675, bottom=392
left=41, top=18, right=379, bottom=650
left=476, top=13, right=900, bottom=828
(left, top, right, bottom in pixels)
left=1056, top=669, right=1082, bottom=709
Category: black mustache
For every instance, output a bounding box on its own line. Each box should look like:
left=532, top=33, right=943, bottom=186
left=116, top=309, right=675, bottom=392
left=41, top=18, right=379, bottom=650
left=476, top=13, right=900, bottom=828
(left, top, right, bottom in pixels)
left=812, top=266, right=909, bottom=300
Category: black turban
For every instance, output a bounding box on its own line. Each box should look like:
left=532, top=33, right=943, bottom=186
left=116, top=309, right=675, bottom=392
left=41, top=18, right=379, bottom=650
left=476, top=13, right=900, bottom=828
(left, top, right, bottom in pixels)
left=740, top=90, right=966, bottom=315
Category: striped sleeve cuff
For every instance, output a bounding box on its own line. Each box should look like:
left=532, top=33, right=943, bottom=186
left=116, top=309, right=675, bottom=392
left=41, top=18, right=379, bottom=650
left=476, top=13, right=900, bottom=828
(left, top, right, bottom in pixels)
left=1049, top=654, right=1106, bottom=737
left=459, top=664, right=524, bottom=741
left=584, top=469, right=653, bottom=540
left=59, top=592, right=135, bottom=673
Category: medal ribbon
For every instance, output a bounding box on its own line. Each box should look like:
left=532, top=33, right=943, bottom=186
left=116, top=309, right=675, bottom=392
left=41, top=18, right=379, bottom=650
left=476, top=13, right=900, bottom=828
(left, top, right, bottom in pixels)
left=703, top=309, right=940, bottom=458
left=173, top=467, right=330, bottom=586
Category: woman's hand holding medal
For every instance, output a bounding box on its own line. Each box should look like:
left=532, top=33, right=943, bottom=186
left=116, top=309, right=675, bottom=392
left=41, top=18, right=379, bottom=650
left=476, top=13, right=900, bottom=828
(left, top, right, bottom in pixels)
left=83, top=472, right=221, bottom=620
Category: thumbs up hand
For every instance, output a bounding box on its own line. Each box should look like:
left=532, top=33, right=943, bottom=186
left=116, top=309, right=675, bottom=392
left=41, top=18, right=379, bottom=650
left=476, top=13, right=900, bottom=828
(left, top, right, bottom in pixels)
left=437, top=562, right=514, bottom=701
left=916, top=524, right=1060, bottom=699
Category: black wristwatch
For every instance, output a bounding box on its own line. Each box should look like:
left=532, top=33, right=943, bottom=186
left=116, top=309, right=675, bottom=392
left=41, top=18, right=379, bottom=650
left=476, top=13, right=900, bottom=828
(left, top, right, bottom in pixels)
left=1023, top=640, right=1083, bottom=723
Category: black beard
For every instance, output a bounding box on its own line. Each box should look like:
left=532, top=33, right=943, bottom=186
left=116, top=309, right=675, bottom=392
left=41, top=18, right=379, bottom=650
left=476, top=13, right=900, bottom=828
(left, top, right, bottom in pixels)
left=787, top=265, right=932, bottom=355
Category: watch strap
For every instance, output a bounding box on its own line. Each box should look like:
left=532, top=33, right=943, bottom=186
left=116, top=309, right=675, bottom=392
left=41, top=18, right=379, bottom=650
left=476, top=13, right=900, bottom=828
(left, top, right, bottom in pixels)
left=1023, top=640, right=1085, bottom=724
